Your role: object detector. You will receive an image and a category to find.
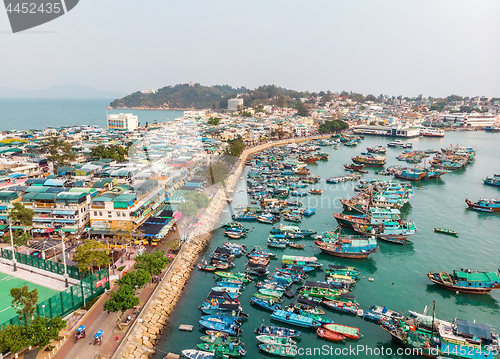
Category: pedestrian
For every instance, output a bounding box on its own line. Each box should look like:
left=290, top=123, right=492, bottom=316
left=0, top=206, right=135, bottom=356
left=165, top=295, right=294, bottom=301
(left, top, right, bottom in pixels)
left=116, top=336, right=119, bottom=342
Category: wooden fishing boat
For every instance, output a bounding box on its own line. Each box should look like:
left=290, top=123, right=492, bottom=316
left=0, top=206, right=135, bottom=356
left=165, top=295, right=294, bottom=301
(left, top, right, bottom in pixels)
left=427, top=269, right=500, bottom=294
left=288, top=242, right=305, bottom=249
left=215, top=272, right=252, bottom=283
left=196, top=343, right=246, bottom=357
left=199, top=263, right=217, bottom=272
left=323, top=300, right=359, bottom=315
left=258, top=344, right=297, bottom=357
left=250, top=297, right=281, bottom=312
left=323, top=324, right=361, bottom=339
left=270, top=309, right=321, bottom=328
left=309, top=189, right=323, bottom=195
left=465, top=198, right=500, bottom=212
left=256, top=335, right=296, bottom=345
left=299, top=287, right=340, bottom=300
left=316, top=327, right=345, bottom=341
left=254, top=324, right=301, bottom=338
left=434, top=227, right=458, bottom=235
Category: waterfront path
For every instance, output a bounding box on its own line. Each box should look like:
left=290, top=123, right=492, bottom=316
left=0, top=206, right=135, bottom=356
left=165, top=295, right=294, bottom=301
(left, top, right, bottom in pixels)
left=112, top=135, right=330, bottom=359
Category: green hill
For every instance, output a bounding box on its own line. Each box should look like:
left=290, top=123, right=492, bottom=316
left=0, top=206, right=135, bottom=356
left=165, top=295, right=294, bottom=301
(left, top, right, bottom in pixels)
left=109, top=83, right=311, bottom=110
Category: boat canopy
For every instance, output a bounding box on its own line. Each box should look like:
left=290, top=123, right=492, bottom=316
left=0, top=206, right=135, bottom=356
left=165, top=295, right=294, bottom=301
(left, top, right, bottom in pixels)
left=282, top=255, right=318, bottom=262
left=455, top=319, right=491, bottom=340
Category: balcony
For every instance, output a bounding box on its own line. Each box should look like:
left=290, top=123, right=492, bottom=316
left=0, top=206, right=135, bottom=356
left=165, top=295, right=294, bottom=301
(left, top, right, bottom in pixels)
left=33, top=202, right=55, bottom=208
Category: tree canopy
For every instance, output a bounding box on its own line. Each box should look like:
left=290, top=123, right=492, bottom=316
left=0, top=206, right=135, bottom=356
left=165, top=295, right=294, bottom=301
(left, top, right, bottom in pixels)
left=178, top=200, right=198, bottom=218
left=10, top=285, right=38, bottom=319
left=318, top=119, right=349, bottom=133
left=118, top=268, right=151, bottom=289
left=224, top=138, right=245, bottom=158
left=207, top=117, right=220, bottom=125
left=90, top=144, right=129, bottom=162
left=134, top=251, right=170, bottom=276
left=72, top=240, right=110, bottom=273
left=103, top=285, right=139, bottom=314
left=184, top=192, right=210, bottom=209
left=9, top=202, right=34, bottom=232
left=42, top=135, right=76, bottom=172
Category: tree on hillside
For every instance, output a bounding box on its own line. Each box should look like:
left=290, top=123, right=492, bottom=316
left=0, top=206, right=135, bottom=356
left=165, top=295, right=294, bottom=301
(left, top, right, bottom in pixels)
left=318, top=119, right=349, bottom=133
left=134, top=251, right=170, bottom=276
left=9, top=202, right=34, bottom=233
left=90, top=144, right=129, bottom=162
left=10, top=285, right=38, bottom=319
left=207, top=117, right=220, bottom=125
left=72, top=240, right=110, bottom=273
left=224, top=138, right=245, bottom=158
left=293, top=100, right=309, bottom=117
left=42, top=135, right=76, bottom=173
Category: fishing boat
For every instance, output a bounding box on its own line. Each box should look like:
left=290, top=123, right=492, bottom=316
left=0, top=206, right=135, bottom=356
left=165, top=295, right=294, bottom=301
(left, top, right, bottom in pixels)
left=258, top=344, right=297, bottom=357
left=254, top=324, right=301, bottom=338
left=271, top=309, right=322, bottom=328
left=257, top=213, right=280, bottom=224
left=323, top=324, right=361, bottom=339
left=363, top=305, right=403, bottom=323
left=225, top=231, right=244, bottom=239
left=200, top=334, right=241, bottom=345
left=201, top=315, right=241, bottom=325
left=352, top=220, right=417, bottom=244
left=303, top=208, right=315, bottom=216
left=268, top=238, right=289, bottom=248
left=250, top=297, right=281, bottom=311
left=256, top=280, right=286, bottom=291
left=309, top=189, right=323, bottom=195
left=245, top=263, right=269, bottom=277
left=343, top=163, right=366, bottom=171
left=215, top=272, right=252, bottom=283
left=325, top=265, right=361, bottom=278
left=433, top=227, right=458, bottom=236
left=387, top=140, right=411, bottom=148
left=248, top=256, right=270, bottom=266
left=315, top=238, right=378, bottom=259
left=293, top=309, right=334, bottom=324
left=351, top=154, right=386, bottom=167
left=299, top=286, right=340, bottom=300
left=199, top=263, right=218, bottom=272
left=247, top=247, right=277, bottom=258
left=366, top=146, right=387, bottom=154
left=216, top=280, right=243, bottom=288
left=281, top=255, right=322, bottom=269
left=181, top=349, right=229, bottom=359
left=196, top=343, right=246, bottom=357
left=316, top=327, right=345, bottom=341
left=323, top=300, right=359, bottom=315
left=258, top=288, right=284, bottom=298
left=465, top=198, right=500, bottom=212
left=198, top=320, right=241, bottom=336
left=483, top=174, right=500, bottom=187
left=256, top=335, right=296, bottom=345
left=288, top=242, right=305, bottom=249
left=426, top=269, right=500, bottom=294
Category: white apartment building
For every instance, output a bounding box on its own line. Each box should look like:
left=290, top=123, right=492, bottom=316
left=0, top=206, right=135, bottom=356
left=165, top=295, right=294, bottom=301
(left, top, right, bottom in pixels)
left=228, top=98, right=244, bottom=111
left=107, top=113, right=139, bottom=131
left=184, top=110, right=207, bottom=118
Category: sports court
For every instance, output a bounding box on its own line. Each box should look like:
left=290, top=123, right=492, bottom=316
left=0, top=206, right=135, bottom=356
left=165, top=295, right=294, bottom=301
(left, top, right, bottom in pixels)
left=0, top=272, right=60, bottom=324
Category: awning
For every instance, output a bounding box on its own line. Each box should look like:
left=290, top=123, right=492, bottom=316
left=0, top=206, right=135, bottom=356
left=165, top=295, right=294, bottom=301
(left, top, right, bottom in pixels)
left=33, top=218, right=53, bottom=222
left=53, top=219, right=77, bottom=223
left=55, top=228, right=78, bottom=232
left=52, top=210, right=78, bottom=215
left=32, top=228, right=53, bottom=233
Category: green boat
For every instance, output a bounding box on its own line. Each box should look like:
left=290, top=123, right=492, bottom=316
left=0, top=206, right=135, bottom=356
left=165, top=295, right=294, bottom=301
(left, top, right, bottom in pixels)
left=433, top=227, right=458, bottom=236
left=200, top=335, right=241, bottom=345
left=255, top=335, right=296, bottom=345
left=215, top=272, right=252, bottom=283
left=196, top=343, right=246, bottom=357
left=258, top=289, right=284, bottom=298
left=325, top=266, right=361, bottom=278
left=254, top=293, right=282, bottom=302
left=299, top=287, right=340, bottom=300
left=259, top=344, right=297, bottom=357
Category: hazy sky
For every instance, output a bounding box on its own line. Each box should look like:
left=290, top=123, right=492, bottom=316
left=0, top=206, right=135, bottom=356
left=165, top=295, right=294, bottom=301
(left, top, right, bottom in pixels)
left=1, top=0, right=499, bottom=97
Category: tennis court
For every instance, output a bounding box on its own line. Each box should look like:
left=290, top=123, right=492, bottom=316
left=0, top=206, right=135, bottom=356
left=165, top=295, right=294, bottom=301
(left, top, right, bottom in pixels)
left=0, top=272, right=60, bottom=324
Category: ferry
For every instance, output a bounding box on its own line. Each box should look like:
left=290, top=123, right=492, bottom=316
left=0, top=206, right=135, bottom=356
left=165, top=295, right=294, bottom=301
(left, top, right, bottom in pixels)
left=420, top=127, right=445, bottom=137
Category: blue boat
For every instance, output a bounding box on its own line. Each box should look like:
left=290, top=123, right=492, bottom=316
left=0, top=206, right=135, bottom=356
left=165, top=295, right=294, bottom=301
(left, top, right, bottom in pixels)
left=284, top=264, right=314, bottom=273
left=199, top=301, right=243, bottom=313
left=267, top=238, right=289, bottom=248
left=303, top=208, right=315, bottom=216
left=250, top=297, right=281, bottom=312
left=483, top=175, right=500, bottom=187
left=466, top=198, right=500, bottom=212
left=254, top=324, right=302, bottom=338
left=272, top=273, right=294, bottom=286
left=199, top=320, right=241, bottom=336
left=200, top=308, right=249, bottom=318
left=232, top=213, right=257, bottom=221
left=270, top=309, right=321, bottom=328
left=217, top=281, right=242, bottom=289
left=201, top=315, right=242, bottom=324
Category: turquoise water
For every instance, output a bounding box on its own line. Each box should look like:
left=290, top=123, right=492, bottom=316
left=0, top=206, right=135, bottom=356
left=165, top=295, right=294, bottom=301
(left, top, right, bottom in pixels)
left=154, top=131, right=500, bottom=358
left=0, top=98, right=184, bottom=131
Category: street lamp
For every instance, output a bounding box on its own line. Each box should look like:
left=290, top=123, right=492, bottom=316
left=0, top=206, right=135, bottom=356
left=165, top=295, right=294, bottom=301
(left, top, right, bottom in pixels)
left=8, top=219, right=17, bottom=272
left=61, top=233, right=69, bottom=287
left=42, top=304, right=45, bottom=317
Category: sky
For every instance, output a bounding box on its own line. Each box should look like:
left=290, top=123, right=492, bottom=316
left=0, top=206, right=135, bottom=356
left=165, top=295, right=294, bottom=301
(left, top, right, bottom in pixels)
left=0, top=0, right=499, bottom=98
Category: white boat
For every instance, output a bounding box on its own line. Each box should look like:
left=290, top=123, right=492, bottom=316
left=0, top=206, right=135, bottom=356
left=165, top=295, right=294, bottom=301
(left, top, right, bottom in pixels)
left=387, top=140, right=411, bottom=148
left=420, top=127, right=445, bottom=137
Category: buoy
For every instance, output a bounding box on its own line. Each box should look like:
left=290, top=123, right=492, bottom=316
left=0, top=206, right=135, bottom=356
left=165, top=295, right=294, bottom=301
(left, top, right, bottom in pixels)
left=368, top=278, right=374, bottom=282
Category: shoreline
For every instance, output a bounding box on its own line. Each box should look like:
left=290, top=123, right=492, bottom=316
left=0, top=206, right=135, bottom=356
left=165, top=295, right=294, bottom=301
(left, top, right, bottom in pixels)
left=107, top=107, right=191, bottom=111
left=112, top=134, right=332, bottom=359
